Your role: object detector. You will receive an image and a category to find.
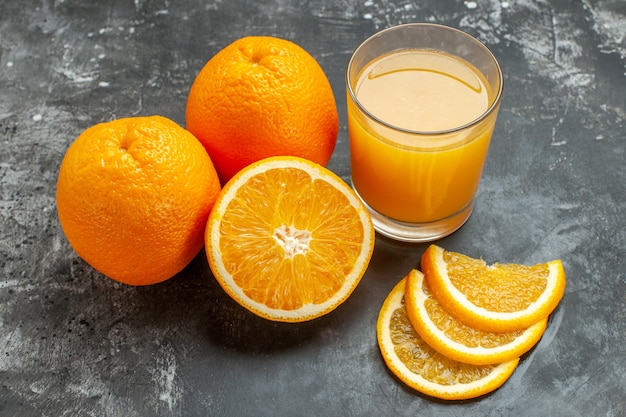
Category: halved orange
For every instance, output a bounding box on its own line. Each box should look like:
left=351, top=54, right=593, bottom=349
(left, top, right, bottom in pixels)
left=404, top=269, right=547, bottom=365
left=377, top=277, right=519, bottom=400
left=421, top=245, right=566, bottom=332
left=205, top=156, right=375, bottom=322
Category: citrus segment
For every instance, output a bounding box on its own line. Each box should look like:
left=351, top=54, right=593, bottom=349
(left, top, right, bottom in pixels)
left=421, top=245, right=566, bottom=332
left=56, top=115, right=221, bottom=285
left=205, top=156, right=374, bottom=322
left=377, top=277, right=519, bottom=400
left=404, top=269, right=547, bottom=365
left=186, top=36, right=338, bottom=183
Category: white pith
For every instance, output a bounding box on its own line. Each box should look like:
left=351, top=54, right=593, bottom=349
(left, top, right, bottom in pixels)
left=273, top=225, right=311, bottom=257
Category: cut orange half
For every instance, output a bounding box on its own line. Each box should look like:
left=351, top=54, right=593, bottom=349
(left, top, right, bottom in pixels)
left=404, top=269, right=547, bottom=365
left=205, top=156, right=375, bottom=322
left=377, top=277, right=519, bottom=400
left=421, top=245, right=566, bottom=332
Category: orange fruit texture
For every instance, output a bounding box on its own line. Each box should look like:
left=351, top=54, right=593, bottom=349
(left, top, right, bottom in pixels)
left=56, top=115, right=221, bottom=286
left=377, top=277, right=519, bottom=401
left=205, top=156, right=375, bottom=322
left=404, top=269, right=548, bottom=366
left=377, top=245, right=566, bottom=400
left=185, top=36, right=339, bottom=184
left=421, top=244, right=566, bottom=332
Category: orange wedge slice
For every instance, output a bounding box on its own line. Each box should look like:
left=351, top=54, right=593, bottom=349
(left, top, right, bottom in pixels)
left=377, top=277, right=519, bottom=400
left=421, top=244, right=566, bottom=332
left=405, top=269, right=547, bottom=365
left=205, top=156, right=375, bottom=322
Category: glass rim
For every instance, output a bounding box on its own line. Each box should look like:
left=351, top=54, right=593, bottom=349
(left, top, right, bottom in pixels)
left=346, top=22, right=504, bottom=136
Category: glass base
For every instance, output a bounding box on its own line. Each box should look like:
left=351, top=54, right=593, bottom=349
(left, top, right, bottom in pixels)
left=353, top=188, right=474, bottom=243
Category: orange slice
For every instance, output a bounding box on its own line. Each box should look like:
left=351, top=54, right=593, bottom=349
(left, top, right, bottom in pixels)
left=421, top=244, right=566, bottom=332
left=377, top=277, right=519, bottom=400
left=205, top=156, right=375, bottom=322
left=405, top=269, right=547, bottom=365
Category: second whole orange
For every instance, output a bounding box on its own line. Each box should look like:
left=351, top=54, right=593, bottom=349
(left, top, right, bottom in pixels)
left=185, top=36, right=339, bottom=184
left=56, top=115, right=222, bottom=286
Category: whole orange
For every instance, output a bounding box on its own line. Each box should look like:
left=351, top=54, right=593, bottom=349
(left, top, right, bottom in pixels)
left=56, top=115, right=221, bottom=286
left=185, top=36, right=339, bottom=184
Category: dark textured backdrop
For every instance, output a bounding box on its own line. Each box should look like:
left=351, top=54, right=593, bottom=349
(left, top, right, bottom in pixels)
left=1, top=0, right=625, bottom=416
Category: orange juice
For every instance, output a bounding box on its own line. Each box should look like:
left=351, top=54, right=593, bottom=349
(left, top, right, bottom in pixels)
left=348, top=49, right=499, bottom=223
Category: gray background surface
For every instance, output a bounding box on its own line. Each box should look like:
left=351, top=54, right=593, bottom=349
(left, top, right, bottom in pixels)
left=1, top=0, right=625, bottom=416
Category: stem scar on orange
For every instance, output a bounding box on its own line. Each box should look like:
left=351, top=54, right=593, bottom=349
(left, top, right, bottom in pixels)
left=56, top=115, right=221, bottom=286
left=185, top=36, right=339, bottom=184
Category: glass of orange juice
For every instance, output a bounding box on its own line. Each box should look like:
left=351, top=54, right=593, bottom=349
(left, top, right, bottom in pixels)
left=346, top=23, right=503, bottom=242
